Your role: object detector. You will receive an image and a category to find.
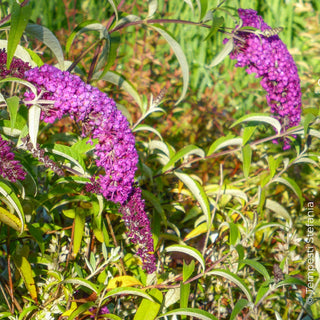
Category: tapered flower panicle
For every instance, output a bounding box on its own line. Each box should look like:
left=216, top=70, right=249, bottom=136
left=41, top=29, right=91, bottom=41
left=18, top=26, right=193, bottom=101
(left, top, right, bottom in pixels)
left=0, top=136, right=26, bottom=182
left=24, top=64, right=155, bottom=272
left=227, top=9, right=301, bottom=149
left=24, top=64, right=138, bottom=204
left=120, top=186, right=156, bottom=273
left=0, top=49, right=31, bottom=79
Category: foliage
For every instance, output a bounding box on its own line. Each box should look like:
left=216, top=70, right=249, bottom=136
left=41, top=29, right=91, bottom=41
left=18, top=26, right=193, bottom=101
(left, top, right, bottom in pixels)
left=0, top=0, right=319, bottom=319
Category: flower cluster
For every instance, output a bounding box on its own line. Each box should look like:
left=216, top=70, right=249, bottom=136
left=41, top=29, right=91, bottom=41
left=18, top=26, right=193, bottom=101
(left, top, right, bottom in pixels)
left=24, top=64, right=138, bottom=204
left=0, top=49, right=31, bottom=79
left=226, top=9, right=302, bottom=149
left=120, top=186, right=156, bottom=273
left=0, top=136, right=26, bottom=182
left=24, top=64, right=156, bottom=273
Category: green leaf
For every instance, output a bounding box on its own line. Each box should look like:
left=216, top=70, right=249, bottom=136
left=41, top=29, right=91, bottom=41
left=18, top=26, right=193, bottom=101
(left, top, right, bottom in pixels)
left=68, top=302, right=95, bottom=320
left=230, top=299, right=250, bottom=320
left=209, top=39, right=234, bottom=67
left=7, top=1, right=31, bottom=69
left=239, top=259, right=271, bottom=281
left=183, top=259, right=195, bottom=282
left=230, top=113, right=282, bottom=134
left=162, top=145, right=205, bottom=173
left=6, top=96, right=19, bottom=131
left=303, top=112, right=315, bottom=135
left=93, top=70, right=142, bottom=108
left=0, top=181, right=25, bottom=234
left=166, top=245, right=205, bottom=272
left=148, top=0, right=158, bottom=17
left=242, top=144, right=252, bottom=179
left=204, top=16, right=224, bottom=41
left=158, top=308, right=218, bottom=320
left=274, top=276, right=306, bottom=289
left=198, top=0, right=208, bottom=21
left=66, top=20, right=109, bottom=54
left=25, top=24, right=65, bottom=70
left=134, top=288, right=162, bottom=320
left=102, top=287, right=154, bottom=303
left=255, top=282, right=270, bottom=304
left=73, top=208, right=86, bottom=258
left=174, top=172, right=211, bottom=225
left=264, top=199, right=292, bottom=225
left=150, top=25, right=189, bottom=105
left=133, top=124, right=163, bottom=140
left=28, top=104, right=41, bottom=147
left=207, top=269, right=253, bottom=302
left=108, top=0, right=119, bottom=24
left=13, top=245, right=37, bottom=302
left=272, top=177, right=303, bottom=209
left=207, top=134, right=241, bottom=156
left=242, top=125, right=257, bottom=145
left=62, top=278, right=98, bottom=293
left=228, top=222, right=239, bottom=246
left=0, top=206, right=23, bottom=232
left=180, top=281, right=190, bottom=311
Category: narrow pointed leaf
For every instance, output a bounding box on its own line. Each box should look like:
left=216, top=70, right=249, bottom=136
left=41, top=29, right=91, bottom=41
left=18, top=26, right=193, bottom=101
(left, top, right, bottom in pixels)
left=0, top=206, right=23, bottom=231
left=230, top=299, right=250, bottom=320
left=28, top=104, right=41, bottom=147
left=242, top=144, right=252, bottom=179
left=158, top=308, right=218, bottom=320
left=7, top=1, right=31, bottom=69
left=150, top=25, right=189, bottom=105
left=148, top=0, right=158, bottom=17
left=62, top=278, right=98, bottom=293
left=73, top=208, right=86, bottom=257
left=209, top=39, right=233, bottom=67
left=25, top=24, right=64, bottom=70
left=207, top=135, right=241, bottom=156
left=207, top=269, right=253, bottom=302
left=166, top=245, right=205, bottom=271
left=6, top=96, right=19, bottom=131
left=239, top=259, right=270, bottom=281
left=174, top=172, right=210, bottom=225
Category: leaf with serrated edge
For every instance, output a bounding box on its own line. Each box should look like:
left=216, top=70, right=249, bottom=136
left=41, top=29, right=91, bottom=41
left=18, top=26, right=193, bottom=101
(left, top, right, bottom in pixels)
left=166, top=245, right=205, bottom=271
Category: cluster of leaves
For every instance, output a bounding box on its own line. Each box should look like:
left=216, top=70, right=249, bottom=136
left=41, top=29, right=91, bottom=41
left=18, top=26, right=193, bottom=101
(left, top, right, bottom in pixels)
left=0, top=0, right=319, bottom=319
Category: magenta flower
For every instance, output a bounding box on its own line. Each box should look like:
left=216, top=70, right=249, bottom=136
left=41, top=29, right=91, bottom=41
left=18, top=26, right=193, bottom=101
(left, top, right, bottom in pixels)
left=0, top=136, right=26, bottom=182
left=24, top=63, right=156, bottom=272
left=0, top=49, right=31, bottom=79
left=89, top=305, right=110, bottom=318
left=226, top=9, right=302, bottom=149
left=24, top=64, right=138, bottom=204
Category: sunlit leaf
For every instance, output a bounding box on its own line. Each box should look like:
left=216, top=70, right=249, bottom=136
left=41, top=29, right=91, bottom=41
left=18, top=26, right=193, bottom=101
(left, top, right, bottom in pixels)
left=148, top=0, right=158, bottom=17
left=209, top=39, right=234, bottom=67
left=150, top=25, right=189, bottom=105
left=6, top=96, right=19, bottom=132
left=73, top=208, right=86, bottom=258
left=242, top=144, right=252, bottom=179
left=158, top=308, right=218, bottom=320
left=107, top=276, right=143, bottom=290
left=0, top=206, right=23, bottom=231
left=166, top=244, right=205, bottom=271
left=207, top=135, right=242, bottom=156
left=134, top=288, right=162, bottom=320
left=28, top=104, right=41, bottom=147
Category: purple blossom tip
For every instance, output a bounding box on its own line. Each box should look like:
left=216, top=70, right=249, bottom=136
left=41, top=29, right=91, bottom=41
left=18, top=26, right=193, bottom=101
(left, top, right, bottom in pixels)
left=0, top=136, right=26, bottom=182
left=227, top=9, right=302, bottom=149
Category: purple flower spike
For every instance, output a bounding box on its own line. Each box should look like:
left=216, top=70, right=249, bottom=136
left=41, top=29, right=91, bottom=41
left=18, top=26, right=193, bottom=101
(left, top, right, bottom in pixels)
left=24, top=64, right=138, bottom=204
left=0, top=136, right=26, bottom=182
left=227, top=9, right=302, bottom=149
left=120, top=186, right=156, bottom=273
left=0, top=49, right=31, bottom=79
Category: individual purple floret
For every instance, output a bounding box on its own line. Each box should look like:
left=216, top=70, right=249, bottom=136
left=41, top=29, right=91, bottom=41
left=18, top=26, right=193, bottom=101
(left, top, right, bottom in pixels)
left=0, top=49, right=31, bottom=79
left=89, top=305, right=110, bottom=318
left=226, top=9, right=302, bottom=149
left=120, top=186, right=156, bottom=274
left=24, top=64, right=138, bottom=204
left=0, top=136, right=26, bottom=182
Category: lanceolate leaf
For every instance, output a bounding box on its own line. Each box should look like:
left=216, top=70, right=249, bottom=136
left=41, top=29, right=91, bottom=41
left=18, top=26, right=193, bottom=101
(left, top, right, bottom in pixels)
left=13, top=245, right=38, bottom=302
left=72, top=208, right=86, bottom=258
left=93, top=70, right=142, bottom=108
left=242, top=144, right=252, bottom=179
left=28, top=104, right=41, bottom=147
left=272, top=177, right=303, bottom=209
left=134, top=288, right=162, bottom=320
left=158, top=308, right=218, bottom=320
left=150, top=25, right=189, bottom=105
left=62, top=278, right=98, bottom=293
left=230, top=113, right=282, bottom=134
left=207, top=269, right=253, bottom=302
left=166, top=245, right=205, bottom=271
left=209, top=39, right=234, bottom=68
left=102, top=287, right=154, bottom=303
left=238, top=259, right=271, bottom=281
left=207, top=135, right=242, bottom=156
left=162, top=145, right=205, bottom=173
left=148, top=0, right=158, bottom=17
left=7, top=1, right=31, bottom=69
left=174, top=172, right=211, bottom=225
left=0, top=181, right=25, bottom=234
left=6, top=96, right=19, bottom=132
left=230, top=299, right=250, bottom=320
left=0, top=206, right=23, bottom=231
left=25, top=24, right=65, bottom=70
